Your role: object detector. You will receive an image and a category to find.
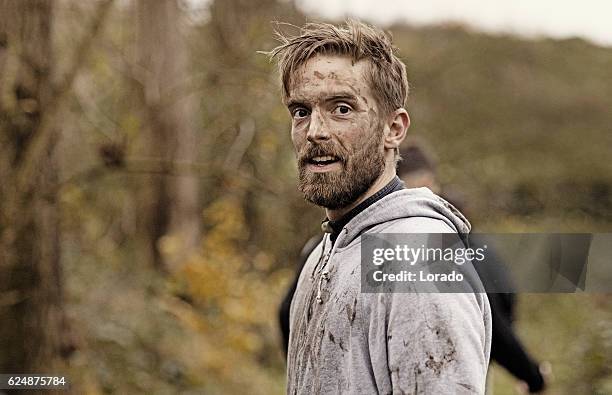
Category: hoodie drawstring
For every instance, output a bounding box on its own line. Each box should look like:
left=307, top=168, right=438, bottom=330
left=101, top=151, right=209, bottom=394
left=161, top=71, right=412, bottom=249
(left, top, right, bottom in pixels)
left=311, top=229, right=333, bottom=304
left=316, top=270, right=329, bottom=304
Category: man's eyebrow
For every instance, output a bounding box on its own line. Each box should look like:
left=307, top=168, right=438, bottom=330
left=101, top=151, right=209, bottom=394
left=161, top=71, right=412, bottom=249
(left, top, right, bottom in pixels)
left=325, top=92, right=359, bottom=103
left=287, top=92, right=360, bottom=108
left=286, top=98, right=307, bottom=108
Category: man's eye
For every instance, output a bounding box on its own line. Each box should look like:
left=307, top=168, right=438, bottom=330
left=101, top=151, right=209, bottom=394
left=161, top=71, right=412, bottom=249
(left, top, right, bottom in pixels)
left=292, top=108, right=310, bottom=119
left=333, top=104, right=352, bottom=115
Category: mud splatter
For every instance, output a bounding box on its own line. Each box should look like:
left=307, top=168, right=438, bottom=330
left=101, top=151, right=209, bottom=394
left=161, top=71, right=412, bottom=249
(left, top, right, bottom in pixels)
left=424, top=339, right=457, bottom=376
left=346, top=297, right=357, bottom=325
left=328, top=329, right=346, bottom=352
left=458, top=382, right=476, bottom=392
left=425, top=354, right=444, bottom=376
left=315, top=326, right=325, bottom=356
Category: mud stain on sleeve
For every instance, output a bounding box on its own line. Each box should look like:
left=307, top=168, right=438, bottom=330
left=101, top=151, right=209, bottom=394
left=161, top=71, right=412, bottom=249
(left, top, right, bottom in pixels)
left=413, top=365, right=419, bottom=395
left=457, top=382, right=477, bottom=393
left=346, top=297, right=357, bottom=325
left=423, top=335, right=457, bottom=376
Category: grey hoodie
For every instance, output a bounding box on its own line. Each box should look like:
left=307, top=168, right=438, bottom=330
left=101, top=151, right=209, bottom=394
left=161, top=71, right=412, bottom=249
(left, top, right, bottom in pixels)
left=287, top=187, right=492, bottom=394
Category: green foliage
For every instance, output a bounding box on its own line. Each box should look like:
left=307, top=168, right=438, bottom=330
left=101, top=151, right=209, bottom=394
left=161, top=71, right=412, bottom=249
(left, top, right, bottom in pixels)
left=391, top=25, right=612, bottom=223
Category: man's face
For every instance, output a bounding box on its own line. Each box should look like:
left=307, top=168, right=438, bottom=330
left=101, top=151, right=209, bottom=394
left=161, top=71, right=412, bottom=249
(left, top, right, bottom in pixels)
left=286, top=55, right=387, bottom=209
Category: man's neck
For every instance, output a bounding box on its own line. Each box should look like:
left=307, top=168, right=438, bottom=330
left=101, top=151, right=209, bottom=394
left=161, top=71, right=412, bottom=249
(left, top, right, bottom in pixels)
left=326, top=166, right=396, bottom=221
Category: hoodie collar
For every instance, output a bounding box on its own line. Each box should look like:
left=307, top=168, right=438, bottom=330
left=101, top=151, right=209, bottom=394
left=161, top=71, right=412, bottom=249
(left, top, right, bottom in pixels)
left=322, top=176, right=404, bottom=245
left=334, top=187, right=471, bottom=249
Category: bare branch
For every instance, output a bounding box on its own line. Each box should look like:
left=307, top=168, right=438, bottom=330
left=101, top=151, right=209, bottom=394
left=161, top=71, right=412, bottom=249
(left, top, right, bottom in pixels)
left=223, top=119, right=256, bottom=171
left=14, top=0, right=115, bottom=197
left=73, top=74, right=120, bottom=140
left=54, top=158, right=281, bottom=198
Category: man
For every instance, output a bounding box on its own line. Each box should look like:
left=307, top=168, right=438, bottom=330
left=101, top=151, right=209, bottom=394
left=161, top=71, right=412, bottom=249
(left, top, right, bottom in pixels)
left=269, top=20, right=491, bottom=394
left=398, top=139, right=548, bottom=393
left=280, top=140, right=548, bottom=393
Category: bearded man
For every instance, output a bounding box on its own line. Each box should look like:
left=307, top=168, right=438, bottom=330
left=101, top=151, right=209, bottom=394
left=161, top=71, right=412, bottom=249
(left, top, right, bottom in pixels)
left=269, top=20, right=491, bottom=394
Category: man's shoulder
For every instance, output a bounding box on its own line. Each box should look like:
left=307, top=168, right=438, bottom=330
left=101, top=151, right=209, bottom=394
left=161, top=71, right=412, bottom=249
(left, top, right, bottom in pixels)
left=377, top=216, right=457, bottom=234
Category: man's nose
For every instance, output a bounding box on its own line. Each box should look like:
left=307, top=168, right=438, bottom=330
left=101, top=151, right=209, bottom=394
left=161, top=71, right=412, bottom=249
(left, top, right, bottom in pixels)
left=306, top=109, right=331, bottom=143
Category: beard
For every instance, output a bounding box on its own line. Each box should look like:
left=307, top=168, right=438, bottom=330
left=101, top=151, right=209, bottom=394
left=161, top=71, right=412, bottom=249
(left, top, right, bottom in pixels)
left=296, top=126, right=386, bottom=210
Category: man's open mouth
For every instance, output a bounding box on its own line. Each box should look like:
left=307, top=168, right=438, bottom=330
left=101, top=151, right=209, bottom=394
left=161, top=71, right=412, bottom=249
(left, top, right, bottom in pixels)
left=308, top=155, right=341, bottom=167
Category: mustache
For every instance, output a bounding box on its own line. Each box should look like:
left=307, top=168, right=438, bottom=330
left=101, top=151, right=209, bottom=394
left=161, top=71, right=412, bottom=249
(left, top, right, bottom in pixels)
left=297, top=142, right=346, bottom=166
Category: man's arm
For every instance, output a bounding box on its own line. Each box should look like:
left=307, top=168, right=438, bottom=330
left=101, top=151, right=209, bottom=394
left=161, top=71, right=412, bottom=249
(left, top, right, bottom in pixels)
left=365, top=291, right=491, bottom=394
left=365, top=217, right=491, bottom=394
left=489, top=294, right=545, bottom=392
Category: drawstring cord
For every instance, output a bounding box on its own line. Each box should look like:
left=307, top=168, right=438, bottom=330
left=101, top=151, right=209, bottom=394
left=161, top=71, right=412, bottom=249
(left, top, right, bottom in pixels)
left=314, top=222, right=335, bottom=304
left=310, top=234, right=328, bottom=279
left=316, top=270, right=330, bottom=304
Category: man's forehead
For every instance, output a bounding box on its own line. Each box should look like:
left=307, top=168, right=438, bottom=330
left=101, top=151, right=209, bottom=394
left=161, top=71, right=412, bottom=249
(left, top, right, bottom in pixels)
left=288, top=84, right=362, bottom=101
left=293, top=55, right=366, bottom=82
left=287, top=55, right=372, bottom=102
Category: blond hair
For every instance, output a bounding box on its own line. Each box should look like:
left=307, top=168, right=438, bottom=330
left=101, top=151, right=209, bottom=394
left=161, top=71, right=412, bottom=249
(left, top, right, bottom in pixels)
left=267, top=20, right=409, bottom=117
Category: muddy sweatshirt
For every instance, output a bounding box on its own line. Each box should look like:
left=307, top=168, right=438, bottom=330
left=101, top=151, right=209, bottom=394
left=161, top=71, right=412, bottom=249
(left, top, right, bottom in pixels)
left=287, top=187, right=492, bottom=394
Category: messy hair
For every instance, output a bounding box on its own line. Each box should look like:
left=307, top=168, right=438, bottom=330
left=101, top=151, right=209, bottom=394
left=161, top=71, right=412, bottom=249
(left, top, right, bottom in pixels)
left=266, top=19, right=409, bottom=117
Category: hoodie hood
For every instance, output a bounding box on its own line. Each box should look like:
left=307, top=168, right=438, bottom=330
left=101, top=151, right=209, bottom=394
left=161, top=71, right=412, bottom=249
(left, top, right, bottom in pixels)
left=335, top=187, right=471, bottom=249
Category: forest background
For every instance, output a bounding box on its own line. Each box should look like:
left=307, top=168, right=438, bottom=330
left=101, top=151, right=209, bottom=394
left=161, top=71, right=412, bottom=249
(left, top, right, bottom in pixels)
left=0, top=0, right=611, bottom=393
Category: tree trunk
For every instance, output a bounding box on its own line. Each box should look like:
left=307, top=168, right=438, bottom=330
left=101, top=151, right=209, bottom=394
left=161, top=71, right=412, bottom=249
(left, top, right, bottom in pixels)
left=135, top=0, right=200, bottom=272
left=0, top=0, right=68, bottom=375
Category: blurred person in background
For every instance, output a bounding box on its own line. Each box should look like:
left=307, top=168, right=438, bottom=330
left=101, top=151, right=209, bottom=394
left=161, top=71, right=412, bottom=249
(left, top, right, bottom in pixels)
left=280, top=138, right=549, bottom=393
left=269, top=20, right=491, bottom=394
left=398, top=138, right=549, bottom=394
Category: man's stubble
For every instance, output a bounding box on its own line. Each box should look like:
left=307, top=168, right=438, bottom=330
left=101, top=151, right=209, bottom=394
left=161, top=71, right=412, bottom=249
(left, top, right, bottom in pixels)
left=297, top=122, right=386, bottom=210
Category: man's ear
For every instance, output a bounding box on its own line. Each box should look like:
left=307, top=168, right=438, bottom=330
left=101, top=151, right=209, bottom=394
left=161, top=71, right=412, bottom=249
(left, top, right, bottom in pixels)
left=384, top=108, right=410, bottom=150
